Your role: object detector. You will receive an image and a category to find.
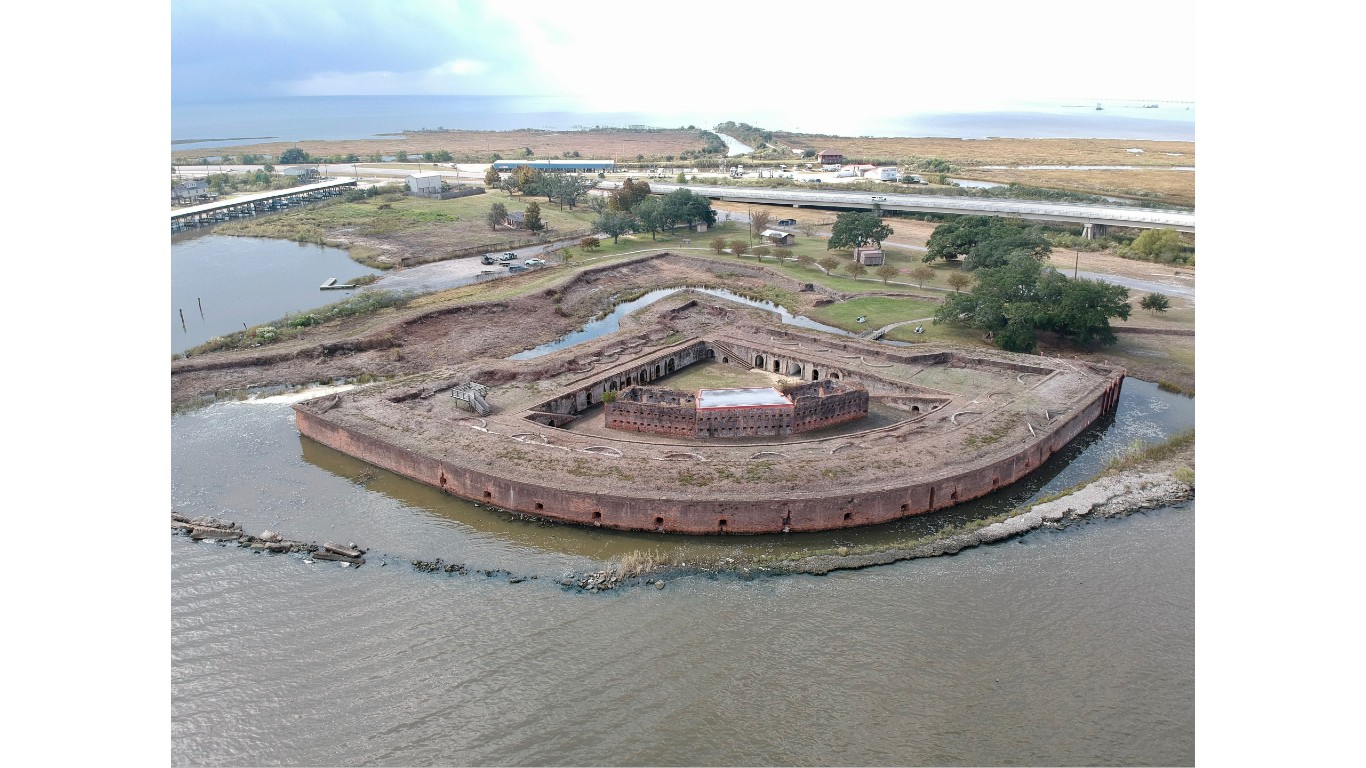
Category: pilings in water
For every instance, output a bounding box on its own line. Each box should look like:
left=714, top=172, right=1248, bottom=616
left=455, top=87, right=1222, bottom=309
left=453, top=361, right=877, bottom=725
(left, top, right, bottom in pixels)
left=171, top=512, right=367, bottom=566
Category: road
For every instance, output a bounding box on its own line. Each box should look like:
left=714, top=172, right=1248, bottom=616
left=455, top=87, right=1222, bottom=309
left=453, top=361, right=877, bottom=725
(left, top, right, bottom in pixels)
left=603, top=181, right=1195, bottom=233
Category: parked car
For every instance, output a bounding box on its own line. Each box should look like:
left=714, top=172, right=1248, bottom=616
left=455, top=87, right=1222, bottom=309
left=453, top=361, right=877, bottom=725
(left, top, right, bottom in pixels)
left=498, top=252, right=517, bottom=261
left=507, top=264, right=527, bottom=272
left=871, top=195, right=887, bottom=202
left=524, top=258, right=546, bottom=266
left=481, top=255, right=496, bottom=265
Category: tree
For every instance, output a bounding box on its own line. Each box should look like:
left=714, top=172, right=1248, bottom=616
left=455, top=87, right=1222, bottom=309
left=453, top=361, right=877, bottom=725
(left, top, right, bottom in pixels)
left=1140, top=292, right=1171, bottom=314
left=395, top=150, right=409, bottom=162
left=909, top=265, right=936, bottom=287
left=710, top=236, right=728, bottom=255
left=551, top=173, right=593, bottom=209
left=796, top=253, right=816, bottom=270
left=486, top=202, right=508, bottom=231
left=1131, top=228, right=1185, bottom=262
left=752, top=245, right=771, bottom=260
left=633, top=197, right=666, bottom=240
left=946, top=271, right=973, bottom=293
left=676, top=171, right=687, bottom=183
left=596, top=210, right=636, bottom=243
left=580, top=236, right=601, bottom=251
left=484, top=166, right=501, bottom=186
left=935, top=254, right=1129, bottom=352
left=827, top=210, right=893, bottom=250
left=924, top=216, right=1051, bottom=269
left=749, top=209, right=772, bottom=241
left=611, top=178, right=651, bottom=211
left=512, top=166, right=543, bottom=195
left=844, top=260, right=867, bottom=279
left=875, top=263, right=900, bottom=284
left=434, top=150, right=453, bottom=162
left=730, top=240, right=749, bottom=258
left=279, top=147, right=309, bottom=164
left=587, top=195, right=610, bottom=215
left=817, top=256, right=840, bottom=273
left=773, top=246, right=792, bottom=263
left=524, top=201, right=545, bottom=234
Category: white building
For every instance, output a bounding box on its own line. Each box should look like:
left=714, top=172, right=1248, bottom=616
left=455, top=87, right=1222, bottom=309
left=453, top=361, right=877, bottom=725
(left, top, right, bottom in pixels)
left=406, top=171, right=444, bottom=196
left=863, top=167, right=900, bottom=181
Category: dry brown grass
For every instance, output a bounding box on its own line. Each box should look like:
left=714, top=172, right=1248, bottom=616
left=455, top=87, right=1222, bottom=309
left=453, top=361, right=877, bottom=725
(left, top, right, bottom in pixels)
left=955, top=168, right=1195, bottom=207
left=173, top=129, right=709, bottom=163
left=775, top=135, right=1195, bottom=168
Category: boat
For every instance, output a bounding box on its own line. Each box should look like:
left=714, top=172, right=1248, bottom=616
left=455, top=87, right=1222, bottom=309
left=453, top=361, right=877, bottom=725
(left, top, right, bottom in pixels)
left=1095, top=103, right=1103, bottom=111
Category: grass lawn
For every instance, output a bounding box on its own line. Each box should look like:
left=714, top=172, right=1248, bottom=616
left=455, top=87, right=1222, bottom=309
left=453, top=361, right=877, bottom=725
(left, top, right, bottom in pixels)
left=807, top=296, right=942, bottom=333
left=215, top=189, right=600, bottom=264
left=658, top=362, right=781, bottom=391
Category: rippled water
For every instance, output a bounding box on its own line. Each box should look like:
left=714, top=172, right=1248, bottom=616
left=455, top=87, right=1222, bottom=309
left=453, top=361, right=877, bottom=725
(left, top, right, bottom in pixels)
left=171, top=381, right=1194, bottom=765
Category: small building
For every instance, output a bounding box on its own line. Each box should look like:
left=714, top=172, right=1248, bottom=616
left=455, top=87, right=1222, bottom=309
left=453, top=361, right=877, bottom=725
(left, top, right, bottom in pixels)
left=171, top=179, right=209, bottom=203
left=695, top=222, right=708, bottom=233
left=776, top=218, right=797, bottom=227
left=406, top=171, right=444, bottom=196
left=760, top=229, right=795, bottom=246
left=855, top=247, right=884, bottom=266
left=863, top=167, right=900, bottom=181
left=282, top=166, right=320, bottom=182
left=817, top=150, right=843, bottom=165
left=505, top=211, right=526, bottom=229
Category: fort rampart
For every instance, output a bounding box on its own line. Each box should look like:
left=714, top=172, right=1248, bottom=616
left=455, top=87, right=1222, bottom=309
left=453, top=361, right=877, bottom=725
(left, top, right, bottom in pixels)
left=293, top=322, right=1126, bottom=534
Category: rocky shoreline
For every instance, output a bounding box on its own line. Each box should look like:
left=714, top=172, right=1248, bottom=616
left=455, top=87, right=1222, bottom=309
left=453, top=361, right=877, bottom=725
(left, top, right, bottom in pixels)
left=773, top=468, right=1194, bottom=576
left=172, top=461, right=1193, bottom=590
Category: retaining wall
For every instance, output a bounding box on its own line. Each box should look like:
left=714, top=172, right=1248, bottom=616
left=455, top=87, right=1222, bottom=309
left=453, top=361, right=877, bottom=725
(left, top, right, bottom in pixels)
left=294, top=373, right=1123, bottom=535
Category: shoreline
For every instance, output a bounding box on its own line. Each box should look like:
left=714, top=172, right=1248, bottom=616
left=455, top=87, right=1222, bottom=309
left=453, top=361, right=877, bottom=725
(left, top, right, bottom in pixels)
left=171, top=447, right=1194, bottom=591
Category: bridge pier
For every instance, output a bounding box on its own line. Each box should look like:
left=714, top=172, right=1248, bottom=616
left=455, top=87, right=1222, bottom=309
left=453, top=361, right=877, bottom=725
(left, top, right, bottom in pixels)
left=1083, top=223, right=1109, bottom=240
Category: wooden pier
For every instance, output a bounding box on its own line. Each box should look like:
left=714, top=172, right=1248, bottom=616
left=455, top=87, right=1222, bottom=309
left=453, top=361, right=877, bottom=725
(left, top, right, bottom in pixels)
left=170, top=178, right=357, bottom=232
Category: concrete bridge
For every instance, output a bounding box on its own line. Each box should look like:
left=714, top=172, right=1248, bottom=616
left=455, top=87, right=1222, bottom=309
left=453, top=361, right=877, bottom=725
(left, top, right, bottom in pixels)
left=612, top=182, right=1195, bottom=237
left=170, top=178, right=357, bottom=231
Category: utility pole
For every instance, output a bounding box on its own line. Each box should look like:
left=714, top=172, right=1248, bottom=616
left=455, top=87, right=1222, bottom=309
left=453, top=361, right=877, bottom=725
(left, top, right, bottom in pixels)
left=1074, top=247, right=1080, bottom=280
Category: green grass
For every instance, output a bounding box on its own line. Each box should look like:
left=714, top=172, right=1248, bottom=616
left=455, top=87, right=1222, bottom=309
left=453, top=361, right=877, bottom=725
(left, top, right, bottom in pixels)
left=806, top=296, right=941, bottom=332
left=216, top=189, right=600, bottom=248
left=660, top=362, right=777, bottom=390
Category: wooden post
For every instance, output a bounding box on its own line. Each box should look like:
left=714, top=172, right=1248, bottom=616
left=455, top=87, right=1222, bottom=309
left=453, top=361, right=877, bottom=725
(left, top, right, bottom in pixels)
left=180, top=309, right=186, bottom=332
left=197, top=297, right=203, bottom=318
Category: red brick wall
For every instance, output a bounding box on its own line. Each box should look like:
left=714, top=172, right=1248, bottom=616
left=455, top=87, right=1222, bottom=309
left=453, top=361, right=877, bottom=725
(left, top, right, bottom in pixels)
left=293, top=372, right=1122, bottom=535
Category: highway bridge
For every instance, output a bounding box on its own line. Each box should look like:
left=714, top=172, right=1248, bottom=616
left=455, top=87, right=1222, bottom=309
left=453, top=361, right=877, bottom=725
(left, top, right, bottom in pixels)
left=609, top=182, right=1195, bottom=236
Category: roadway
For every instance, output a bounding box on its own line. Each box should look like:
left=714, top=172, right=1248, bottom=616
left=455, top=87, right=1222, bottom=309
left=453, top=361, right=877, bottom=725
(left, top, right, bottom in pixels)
left=605, top=181, right=1195, bottom=233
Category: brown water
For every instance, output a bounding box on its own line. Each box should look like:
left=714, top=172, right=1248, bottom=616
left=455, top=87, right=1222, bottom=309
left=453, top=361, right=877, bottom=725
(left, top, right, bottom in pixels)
left=171, top=381, right=1194, bottom=765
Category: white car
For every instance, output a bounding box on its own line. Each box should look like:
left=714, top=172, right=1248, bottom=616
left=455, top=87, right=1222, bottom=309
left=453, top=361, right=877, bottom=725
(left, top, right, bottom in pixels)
left=524, top=258, right=546, bottom=266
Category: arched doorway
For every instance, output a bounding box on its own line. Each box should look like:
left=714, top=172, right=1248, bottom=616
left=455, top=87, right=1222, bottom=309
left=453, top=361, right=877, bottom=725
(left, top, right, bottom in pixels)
left=812, top=369, right=820, bottom=380
left=755, top=355, right=765, bottom=368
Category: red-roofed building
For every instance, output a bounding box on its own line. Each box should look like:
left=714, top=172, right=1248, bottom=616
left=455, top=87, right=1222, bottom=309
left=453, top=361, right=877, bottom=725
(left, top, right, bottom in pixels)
left=817, top=150, right=843, bottom=164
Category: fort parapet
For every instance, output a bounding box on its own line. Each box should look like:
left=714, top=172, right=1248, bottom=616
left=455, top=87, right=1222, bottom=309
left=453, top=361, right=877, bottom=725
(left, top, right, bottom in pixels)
left=605, top=380, right=868, bottom=438
left=294, top=317, right=1125, bottom=535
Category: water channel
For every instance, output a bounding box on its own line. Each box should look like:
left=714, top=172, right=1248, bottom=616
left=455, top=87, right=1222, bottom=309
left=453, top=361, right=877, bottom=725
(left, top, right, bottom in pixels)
left=508, top=286, right=854, bottom=360
left=171, top=238, right=1194, bottom=765
left=171, top=231, right=382, bottom=353
left=172, top=378, right=1193, bottom=765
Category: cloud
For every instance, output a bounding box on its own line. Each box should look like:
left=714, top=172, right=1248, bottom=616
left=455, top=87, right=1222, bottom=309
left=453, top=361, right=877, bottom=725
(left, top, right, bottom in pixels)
left=173, top=0, right=1196, bottom=103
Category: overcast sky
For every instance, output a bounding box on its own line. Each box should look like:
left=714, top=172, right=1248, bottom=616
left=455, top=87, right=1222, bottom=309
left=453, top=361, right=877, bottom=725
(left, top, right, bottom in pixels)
left=172, top=0, right=1196, bottom=109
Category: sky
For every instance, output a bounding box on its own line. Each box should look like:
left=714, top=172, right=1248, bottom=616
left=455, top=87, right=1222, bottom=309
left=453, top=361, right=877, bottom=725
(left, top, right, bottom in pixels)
left=172, top=0, right=1197, bottom=110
